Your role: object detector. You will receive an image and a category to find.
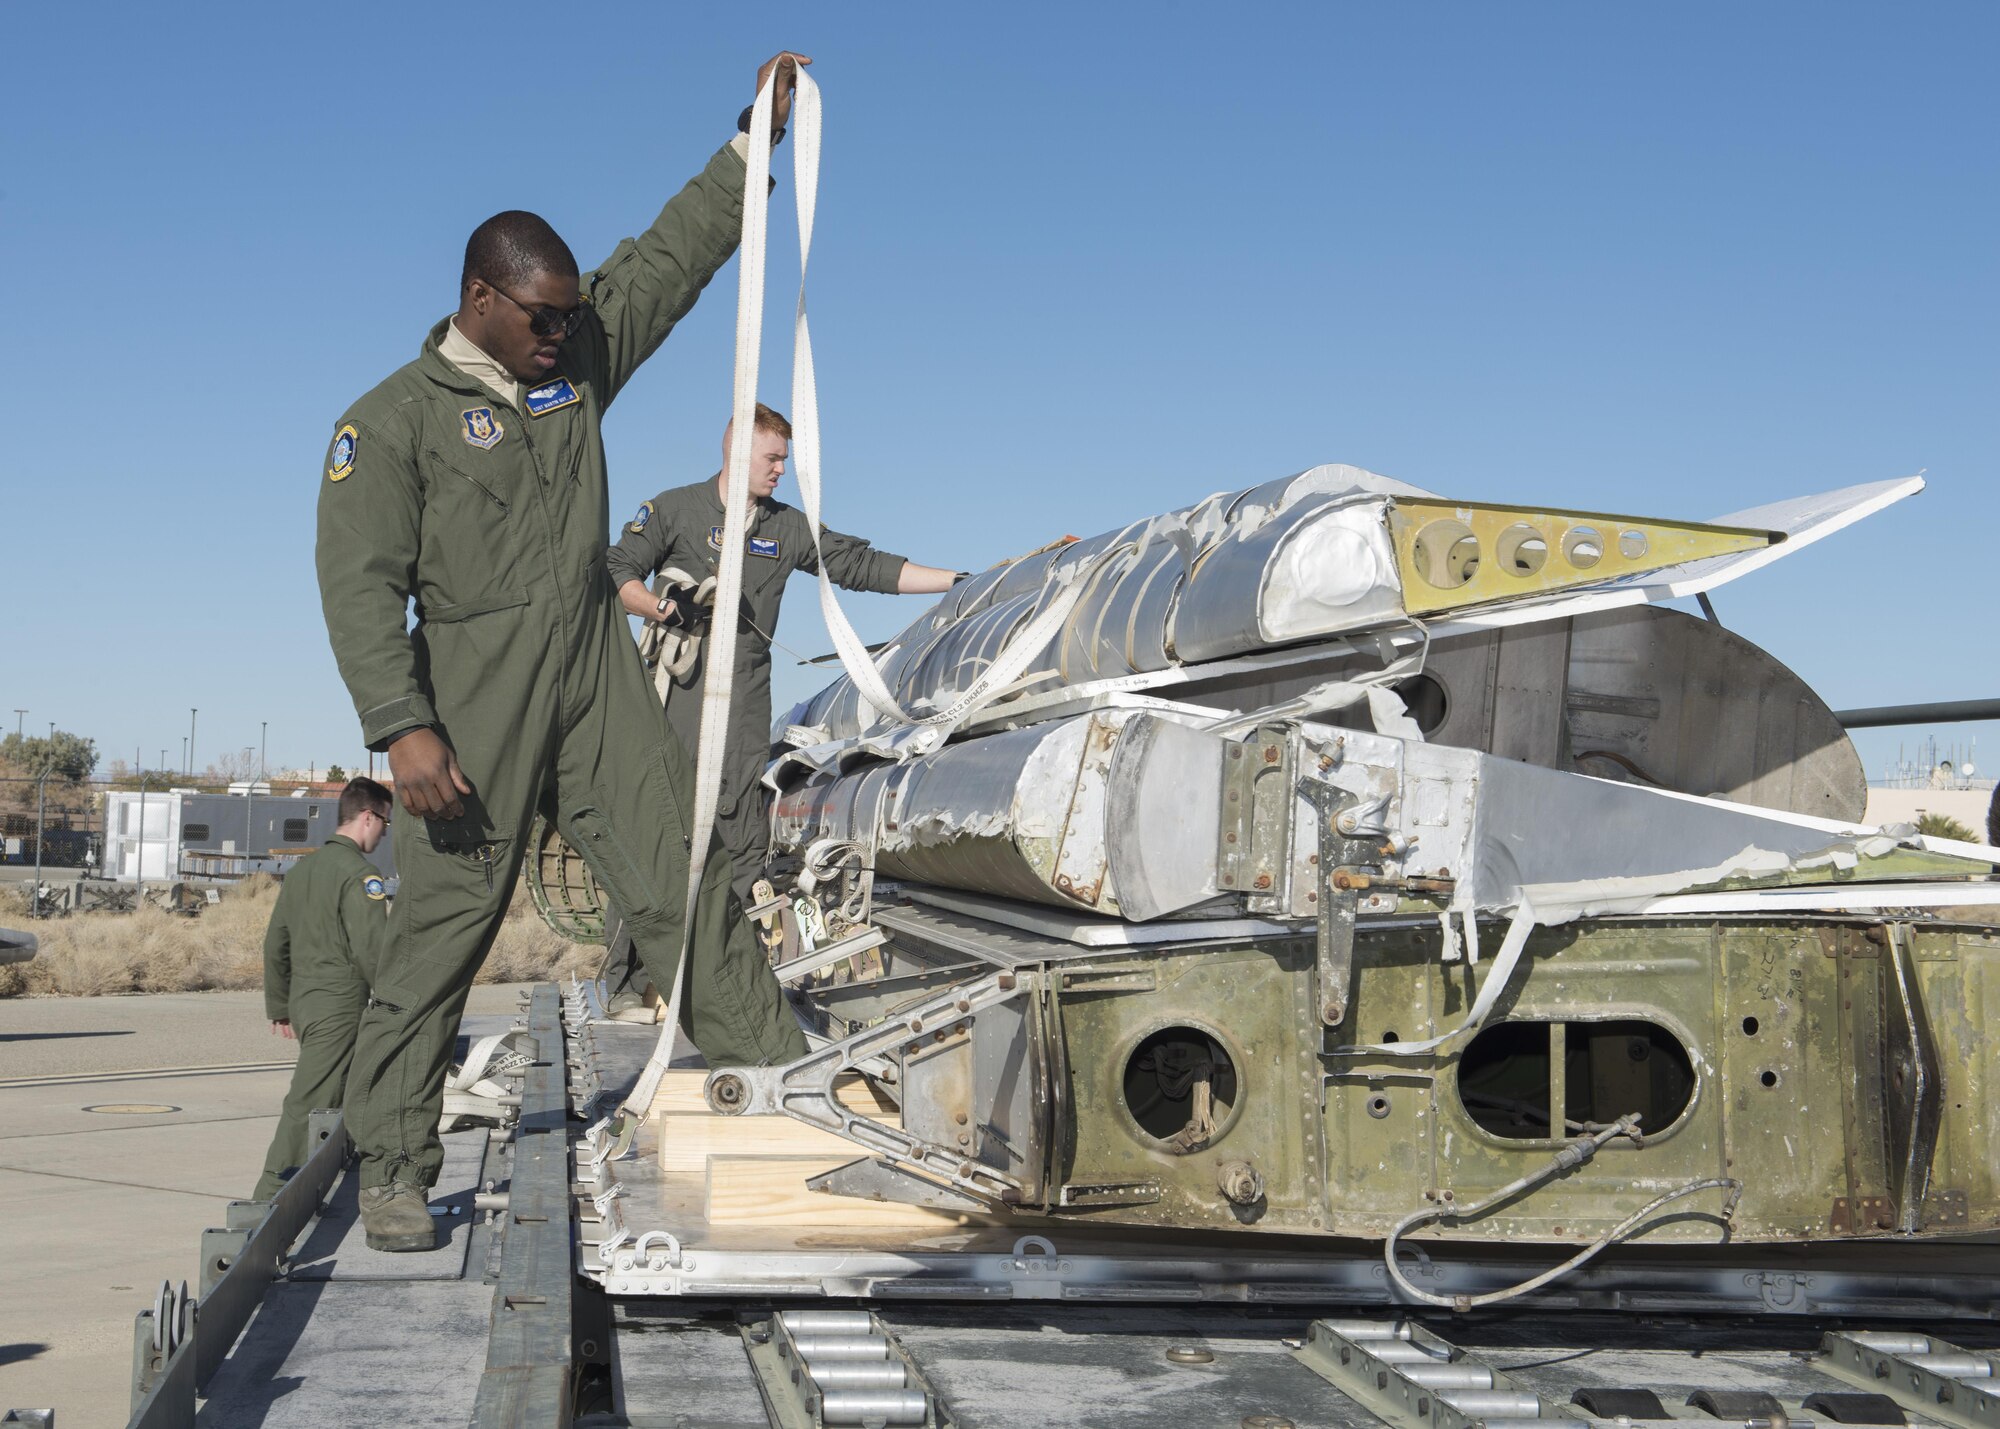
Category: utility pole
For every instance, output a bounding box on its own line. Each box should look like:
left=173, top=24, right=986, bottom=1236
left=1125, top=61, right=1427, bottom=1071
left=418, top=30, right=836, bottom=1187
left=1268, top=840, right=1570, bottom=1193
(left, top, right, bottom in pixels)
left=32, top=769, right=51, bottom=910
left=11, top=710, right=23, bottom=739
left=261, top=721, right=268, bottom=784
left=189, top=708, right=198, bottom=780
left=182, top=736, right=187, bottom=775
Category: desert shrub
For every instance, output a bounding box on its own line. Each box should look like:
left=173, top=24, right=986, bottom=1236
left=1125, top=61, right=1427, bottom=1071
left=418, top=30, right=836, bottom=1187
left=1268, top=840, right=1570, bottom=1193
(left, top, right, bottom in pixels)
left=1, top=874, right=594, bottom=997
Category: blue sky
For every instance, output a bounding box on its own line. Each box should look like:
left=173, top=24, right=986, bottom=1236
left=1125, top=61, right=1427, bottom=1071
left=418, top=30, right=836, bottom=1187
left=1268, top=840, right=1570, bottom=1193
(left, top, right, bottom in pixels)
left=3, top=2, right=1993, bottom=786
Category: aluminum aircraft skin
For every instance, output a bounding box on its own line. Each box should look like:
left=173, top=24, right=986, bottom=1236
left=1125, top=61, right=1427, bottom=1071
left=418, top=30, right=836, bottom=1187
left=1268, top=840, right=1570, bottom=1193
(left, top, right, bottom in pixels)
left=601, top=466, right=2000, bottom=1256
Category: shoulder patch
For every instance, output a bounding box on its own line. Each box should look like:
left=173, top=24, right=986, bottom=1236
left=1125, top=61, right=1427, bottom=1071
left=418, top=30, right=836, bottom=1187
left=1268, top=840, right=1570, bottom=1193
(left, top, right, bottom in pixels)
left=362, top=875, right=387, bottom=902
left=327, top=424, right=358, bottom=482
left=627, top=500, right=654, bottom=535
left=523, top=376, right=581, bottom=416
left=461, top=407, right=504, bottom=450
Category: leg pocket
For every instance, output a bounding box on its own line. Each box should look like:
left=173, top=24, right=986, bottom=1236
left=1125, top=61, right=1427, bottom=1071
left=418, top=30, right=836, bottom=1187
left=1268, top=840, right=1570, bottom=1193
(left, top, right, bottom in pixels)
left=561, top=802, right=666, bottom=925
left=382, top=832, right=517, bottom=987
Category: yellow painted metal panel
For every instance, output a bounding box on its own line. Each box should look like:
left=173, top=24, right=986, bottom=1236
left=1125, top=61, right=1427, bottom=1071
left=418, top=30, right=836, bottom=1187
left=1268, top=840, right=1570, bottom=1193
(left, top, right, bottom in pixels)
left=1386, top=499, right=1778, bottom=615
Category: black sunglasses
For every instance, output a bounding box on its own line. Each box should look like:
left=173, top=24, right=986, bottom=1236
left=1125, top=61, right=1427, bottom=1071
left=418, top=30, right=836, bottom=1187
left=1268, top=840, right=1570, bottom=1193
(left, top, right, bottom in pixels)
left=483, top=279, right=587, bottom=340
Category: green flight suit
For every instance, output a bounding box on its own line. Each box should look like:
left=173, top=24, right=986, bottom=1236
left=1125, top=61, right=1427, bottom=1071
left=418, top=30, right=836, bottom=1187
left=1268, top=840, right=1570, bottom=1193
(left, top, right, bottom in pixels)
left=606, top=479, right=907, bottom=898
left=317, top=140, right=807, bottom=1193
left=254, top=835, right=389, bottom=1201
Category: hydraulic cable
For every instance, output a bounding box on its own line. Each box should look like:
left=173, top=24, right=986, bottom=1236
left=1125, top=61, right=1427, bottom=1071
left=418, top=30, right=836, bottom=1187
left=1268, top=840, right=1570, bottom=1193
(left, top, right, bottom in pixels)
left=1382, top=1113, right=1743, bottom=1311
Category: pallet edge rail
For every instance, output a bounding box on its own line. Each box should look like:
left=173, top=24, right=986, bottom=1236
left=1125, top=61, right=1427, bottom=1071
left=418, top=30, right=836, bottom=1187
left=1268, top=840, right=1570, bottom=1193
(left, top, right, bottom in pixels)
left=471, top=985, right=579, bottom=1428
left=123, top=1109, right=351, bottom=1429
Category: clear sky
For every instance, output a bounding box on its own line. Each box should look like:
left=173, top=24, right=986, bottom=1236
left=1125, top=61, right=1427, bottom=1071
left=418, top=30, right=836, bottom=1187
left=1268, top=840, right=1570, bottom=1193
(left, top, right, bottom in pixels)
left=4, top=2, right=1994, bottom=787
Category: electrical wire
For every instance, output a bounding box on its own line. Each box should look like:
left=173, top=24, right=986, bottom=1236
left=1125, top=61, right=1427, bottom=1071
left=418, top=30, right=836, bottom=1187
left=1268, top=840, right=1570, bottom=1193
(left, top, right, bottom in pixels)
left=1382, top=1114, right=1743, bottom=1311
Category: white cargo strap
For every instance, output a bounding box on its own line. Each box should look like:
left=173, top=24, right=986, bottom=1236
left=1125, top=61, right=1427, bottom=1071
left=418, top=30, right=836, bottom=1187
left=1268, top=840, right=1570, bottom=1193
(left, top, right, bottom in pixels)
left=616, top=69, right=1084, bottom=1142
left=615, top=74, right=787, bottom=1142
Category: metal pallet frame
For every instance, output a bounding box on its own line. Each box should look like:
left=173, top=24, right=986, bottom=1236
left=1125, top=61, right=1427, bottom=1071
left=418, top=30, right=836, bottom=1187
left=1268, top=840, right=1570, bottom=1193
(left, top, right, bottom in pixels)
left=125, top=1110, right=350, bottom=1429
left=472, top=985, right=581, bottom=1427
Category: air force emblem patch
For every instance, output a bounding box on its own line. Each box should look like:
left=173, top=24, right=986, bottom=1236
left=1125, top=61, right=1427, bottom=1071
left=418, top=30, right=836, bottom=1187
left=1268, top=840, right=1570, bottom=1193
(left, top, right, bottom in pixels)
left=362, top=875, right=387, bottom=902
left=461, top=407, right=504, bottom=450
left=523, top=377, right=580, bottom=416
left=327, top=424, right=358, bottom=482
left=627, top=501, right=654, bottom=535
left=708, top=525, right=725, bottom=552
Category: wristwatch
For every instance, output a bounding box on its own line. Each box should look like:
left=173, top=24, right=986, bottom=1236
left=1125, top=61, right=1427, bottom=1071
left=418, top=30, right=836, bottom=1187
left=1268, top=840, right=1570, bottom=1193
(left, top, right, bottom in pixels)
left=737, top=104, right=786, bottom=146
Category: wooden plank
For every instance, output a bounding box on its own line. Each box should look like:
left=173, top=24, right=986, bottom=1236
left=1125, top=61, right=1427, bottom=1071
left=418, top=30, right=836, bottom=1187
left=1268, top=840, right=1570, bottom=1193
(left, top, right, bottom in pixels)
left=656, top=1113, right=875, bottom=1174
left=646, top=1068, right=898, bottom=1119
left=706, top=1156, right=997, bottom=1229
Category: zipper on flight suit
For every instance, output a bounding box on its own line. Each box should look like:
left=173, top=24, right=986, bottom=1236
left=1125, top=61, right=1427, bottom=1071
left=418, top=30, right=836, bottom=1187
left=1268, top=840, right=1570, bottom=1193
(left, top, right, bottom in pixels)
left=514, top=421, right=580, bottom=730
left=429, top=450, right=511, bottom=511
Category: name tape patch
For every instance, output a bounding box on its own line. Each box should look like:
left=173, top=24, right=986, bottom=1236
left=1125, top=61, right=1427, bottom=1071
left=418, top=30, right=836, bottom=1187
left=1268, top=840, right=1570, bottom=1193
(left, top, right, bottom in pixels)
left=709, top=526, right=783, bottom=560
left=524, top=377, right=580, bottom=416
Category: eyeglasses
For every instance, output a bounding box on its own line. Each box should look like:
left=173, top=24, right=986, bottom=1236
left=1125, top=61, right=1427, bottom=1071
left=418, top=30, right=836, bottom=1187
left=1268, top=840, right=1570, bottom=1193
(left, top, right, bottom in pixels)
left=482, top=279, right=587, bottom=340
left=373, top=809, right=393, bottom=827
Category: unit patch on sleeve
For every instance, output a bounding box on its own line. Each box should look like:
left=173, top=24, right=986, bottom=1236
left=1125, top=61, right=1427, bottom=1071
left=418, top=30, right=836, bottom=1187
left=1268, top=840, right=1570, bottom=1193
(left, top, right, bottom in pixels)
left=523, top=377, right=580, bottom=416
left=748, top=536, right=781, bottom=559
left=362, top=875, right=387, bottom=902
left=326, top=424, right=358, bottom=482
left=627, top=501, right=654, bottom=535
left=461, top=407, right=505, bottom=450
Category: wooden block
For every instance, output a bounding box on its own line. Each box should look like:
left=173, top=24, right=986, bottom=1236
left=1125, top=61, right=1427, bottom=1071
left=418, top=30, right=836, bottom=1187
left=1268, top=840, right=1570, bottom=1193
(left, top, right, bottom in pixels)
left=647, top=1068, right=897, bottom=1120
left=706, top=1155, right=996, bottom=1229
left=655, top=1113, right=871, bottom=1174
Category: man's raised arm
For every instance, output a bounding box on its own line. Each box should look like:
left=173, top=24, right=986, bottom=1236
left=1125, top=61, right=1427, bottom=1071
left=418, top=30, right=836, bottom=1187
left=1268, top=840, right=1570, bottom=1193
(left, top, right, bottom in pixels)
left=585, top=52, right=811, bottom=405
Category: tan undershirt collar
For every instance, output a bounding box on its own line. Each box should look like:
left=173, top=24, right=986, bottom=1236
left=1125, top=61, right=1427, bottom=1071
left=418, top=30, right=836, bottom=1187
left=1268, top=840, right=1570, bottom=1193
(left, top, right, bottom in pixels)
left=440, top=318, right=522, bottom=410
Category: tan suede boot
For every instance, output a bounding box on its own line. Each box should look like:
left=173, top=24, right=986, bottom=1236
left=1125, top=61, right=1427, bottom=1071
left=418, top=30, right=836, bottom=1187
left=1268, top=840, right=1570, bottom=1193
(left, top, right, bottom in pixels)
left=358, top=1182, right=436, bottom=1252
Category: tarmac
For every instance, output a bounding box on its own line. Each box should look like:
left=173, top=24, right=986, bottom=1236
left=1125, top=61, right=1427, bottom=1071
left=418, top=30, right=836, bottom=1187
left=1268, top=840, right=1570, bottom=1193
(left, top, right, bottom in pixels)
left=0, top=983, right=536, bottom=1429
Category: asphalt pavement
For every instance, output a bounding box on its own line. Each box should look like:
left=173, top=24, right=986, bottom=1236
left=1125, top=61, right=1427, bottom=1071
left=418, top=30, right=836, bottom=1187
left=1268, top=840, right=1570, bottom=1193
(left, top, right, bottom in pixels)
left=0, top=984, right=535, bottom=1428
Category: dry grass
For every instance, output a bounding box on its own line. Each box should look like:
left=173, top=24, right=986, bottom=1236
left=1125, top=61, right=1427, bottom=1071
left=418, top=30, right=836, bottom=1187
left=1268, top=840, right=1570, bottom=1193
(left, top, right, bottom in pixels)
left=0, top=875, right=597, bottom=998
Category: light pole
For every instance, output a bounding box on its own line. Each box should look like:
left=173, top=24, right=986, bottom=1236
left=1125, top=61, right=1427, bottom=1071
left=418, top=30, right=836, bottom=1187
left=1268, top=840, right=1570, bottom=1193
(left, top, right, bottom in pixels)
left=189, top=708, right=198, bottom=780
left=261, top=721, right=268, bottom=785
left=181, top=736, right=188, bottom=776
left=11, top=710, right=23, bottom=739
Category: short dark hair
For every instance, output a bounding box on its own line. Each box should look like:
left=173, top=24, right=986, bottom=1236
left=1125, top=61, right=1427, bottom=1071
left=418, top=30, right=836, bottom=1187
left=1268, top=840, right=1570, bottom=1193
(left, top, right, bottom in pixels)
left=338, top=777, right=393, bottom=825
left=461, top=211, right=579, bottom=293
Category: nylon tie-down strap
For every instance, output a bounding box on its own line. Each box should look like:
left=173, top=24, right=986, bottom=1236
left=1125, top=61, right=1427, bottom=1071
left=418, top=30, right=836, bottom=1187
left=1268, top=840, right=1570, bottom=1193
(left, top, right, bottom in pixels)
left=610, top=68, right=1091, bottom=1147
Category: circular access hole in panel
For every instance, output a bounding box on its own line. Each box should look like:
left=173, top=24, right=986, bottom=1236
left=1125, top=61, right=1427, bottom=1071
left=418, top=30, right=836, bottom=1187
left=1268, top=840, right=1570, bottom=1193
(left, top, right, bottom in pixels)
left=1562, top=526, right=1604, bottom=569
left=1411, top=519, right=1481, bottom=589
left=1122, top=1025, right=1240, bottom=1153
left=1742, top=1016, right=1760, bottom=1036
left=1760, top=1069, right=1780, bottom=1088
left=1618, top=529, right=1651, bottom=560
left=1494, top=523, right=1550, bottom=577
left=1390, top=674, right=1449, bottom=737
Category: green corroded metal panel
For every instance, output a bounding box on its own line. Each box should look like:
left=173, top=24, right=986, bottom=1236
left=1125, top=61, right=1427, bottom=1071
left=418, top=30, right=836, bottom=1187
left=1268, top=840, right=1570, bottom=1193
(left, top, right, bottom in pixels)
left=1042, top=916, right=2000, bottom=1247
